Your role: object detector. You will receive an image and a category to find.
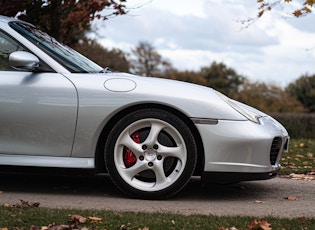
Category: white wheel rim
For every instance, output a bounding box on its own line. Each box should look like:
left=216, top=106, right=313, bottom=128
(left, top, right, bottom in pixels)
left=114, top=118, right=187, bottom=192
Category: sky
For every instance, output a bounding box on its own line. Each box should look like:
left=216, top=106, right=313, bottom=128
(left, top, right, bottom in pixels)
left=90, top=0, right=315, bottom=87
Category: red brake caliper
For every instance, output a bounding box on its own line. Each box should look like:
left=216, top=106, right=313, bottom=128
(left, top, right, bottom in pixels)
left=123, top=132, right=140, bottom=168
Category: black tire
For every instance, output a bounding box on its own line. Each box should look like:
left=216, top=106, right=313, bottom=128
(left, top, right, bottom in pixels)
left=105, top=108, right=197, bottom=199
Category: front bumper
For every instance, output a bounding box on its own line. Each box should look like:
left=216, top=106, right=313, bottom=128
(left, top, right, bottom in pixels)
left=202, top=169, right=280, bottom=184
left=195, top=115, right=289, bottom=182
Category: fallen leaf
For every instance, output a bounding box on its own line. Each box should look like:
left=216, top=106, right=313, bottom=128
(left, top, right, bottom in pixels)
left=171, top=220, right=175, bottom=225
left=19, top=199, right=40, bottom=207
left=71, top=214, right=87, bottom=223
left=289, top=173, right=304, bottom=179
left=139, top=227, right=149, bottom=230
left=57, top=224, right=70, bottom=230
left=3, top=203, right=12, bottom=207
left=285, top=196, right=298, bottom=201
left=298, top=216, right=310, bottom=221
left=248, top=219, right=271, bottom=230
left=304, top=176, right=315, bottom=180
left=260, top=220, right=272, bottom=230
left=88, top=216, right=102, bottom=222
left=254, top=200, right=265, bottom=204
left=29, top=226, right=38, bottom=230
left=248, top=218, right=259, bottom=229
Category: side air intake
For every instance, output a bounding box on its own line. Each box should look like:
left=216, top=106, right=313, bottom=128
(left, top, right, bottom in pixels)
left=270, top=137, right=282, bottom=165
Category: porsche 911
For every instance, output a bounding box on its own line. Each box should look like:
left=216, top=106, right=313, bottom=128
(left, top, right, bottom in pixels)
left=0, top=15, right=289, bottom=199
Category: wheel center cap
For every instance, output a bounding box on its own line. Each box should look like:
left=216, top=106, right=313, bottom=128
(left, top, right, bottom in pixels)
left=144, top=149, right=157, bottom=161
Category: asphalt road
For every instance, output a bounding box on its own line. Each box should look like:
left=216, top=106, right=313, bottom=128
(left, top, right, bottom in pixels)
left=0, top=173, right=314, bottom=218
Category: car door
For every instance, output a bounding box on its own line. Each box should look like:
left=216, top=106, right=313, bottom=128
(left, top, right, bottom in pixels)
left=0, top=30, right=78, bottom=157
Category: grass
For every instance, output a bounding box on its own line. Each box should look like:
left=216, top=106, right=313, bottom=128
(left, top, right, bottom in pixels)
left=0, top=207, right=315, bottom=230
left=280, top=138, right=315, bottom=175
left=0, top=138, right=314, bottom=230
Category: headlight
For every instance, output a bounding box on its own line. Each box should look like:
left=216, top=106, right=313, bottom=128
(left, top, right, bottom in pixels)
left=215, top=91, right=261, bottom=124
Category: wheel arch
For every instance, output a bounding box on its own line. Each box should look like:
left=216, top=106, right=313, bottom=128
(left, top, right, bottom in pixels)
left=94, top=103, right=205, bottom=176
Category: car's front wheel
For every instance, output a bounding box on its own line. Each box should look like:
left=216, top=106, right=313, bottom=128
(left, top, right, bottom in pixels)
left=105, top=108, right=197, bottom=199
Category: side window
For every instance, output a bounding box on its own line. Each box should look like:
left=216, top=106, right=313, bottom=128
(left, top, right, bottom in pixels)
left=0, top=30, right=25, bottom=71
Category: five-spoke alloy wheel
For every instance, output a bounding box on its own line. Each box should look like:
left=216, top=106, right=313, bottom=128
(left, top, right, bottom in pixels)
left=105, top=108, right=197, bottom=199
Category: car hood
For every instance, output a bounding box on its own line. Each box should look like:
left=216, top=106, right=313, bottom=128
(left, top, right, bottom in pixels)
left=65, top=72, right=262, bottom=121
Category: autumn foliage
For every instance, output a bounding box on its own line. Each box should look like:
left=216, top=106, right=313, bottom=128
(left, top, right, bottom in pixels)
left=0, top=0, right=127, bottom=45
left=74, top=38, right=130, bottom=72
left=233, top=81, right=307, bottom=113
left=257, top=0, right=315, bottom=18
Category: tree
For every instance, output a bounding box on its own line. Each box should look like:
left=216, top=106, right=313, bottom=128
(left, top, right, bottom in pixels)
left=162, top=69, right=206, bottom=86
left=74, top=38, right=130, bottom=72
left=201, top=62, right=246, bottom=98
left=233, top=81, right=307, bottom=113
left=0, top=0, right=127, bottom=45
left=130, top=41, right=172, bottom=77
left=286, top=74, right=315, bottom=112
left=257, top=0, right=315, bottom=18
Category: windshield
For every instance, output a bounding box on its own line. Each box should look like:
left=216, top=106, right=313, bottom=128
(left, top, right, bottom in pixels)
left=10, top=22, right=103, bottom=73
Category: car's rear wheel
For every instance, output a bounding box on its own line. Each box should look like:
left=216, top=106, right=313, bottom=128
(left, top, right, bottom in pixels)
left=105, top=108, right=197, bottom=199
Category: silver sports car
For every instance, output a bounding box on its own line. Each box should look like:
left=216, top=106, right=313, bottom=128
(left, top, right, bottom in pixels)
left=0, top=15, right=289, bottom=199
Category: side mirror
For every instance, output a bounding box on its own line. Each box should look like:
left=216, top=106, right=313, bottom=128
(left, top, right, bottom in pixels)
left=9, top=51, right=40, bottom=71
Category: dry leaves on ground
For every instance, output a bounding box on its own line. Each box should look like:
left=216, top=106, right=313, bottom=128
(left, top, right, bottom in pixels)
left=3, top=199, right=40, bottom=208
left=219, top=218, right=272, bottom=230
left=288, top=172, right=315, bottom=181
left=0, top=211, right=103, bottom=230
left=34, top=214, right=103, bottom=230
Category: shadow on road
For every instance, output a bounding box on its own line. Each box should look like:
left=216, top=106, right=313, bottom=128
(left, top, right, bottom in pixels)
left=0, top=171, right=272, bottom=201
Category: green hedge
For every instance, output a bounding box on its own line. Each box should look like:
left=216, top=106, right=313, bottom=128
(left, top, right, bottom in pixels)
left=270, top=113, right=315, bottom=139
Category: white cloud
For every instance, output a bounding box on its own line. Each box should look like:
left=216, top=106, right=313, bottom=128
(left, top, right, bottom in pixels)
left=142, top=0, right=207, bottom=18
left=91, top=0, right=315, bottom=87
